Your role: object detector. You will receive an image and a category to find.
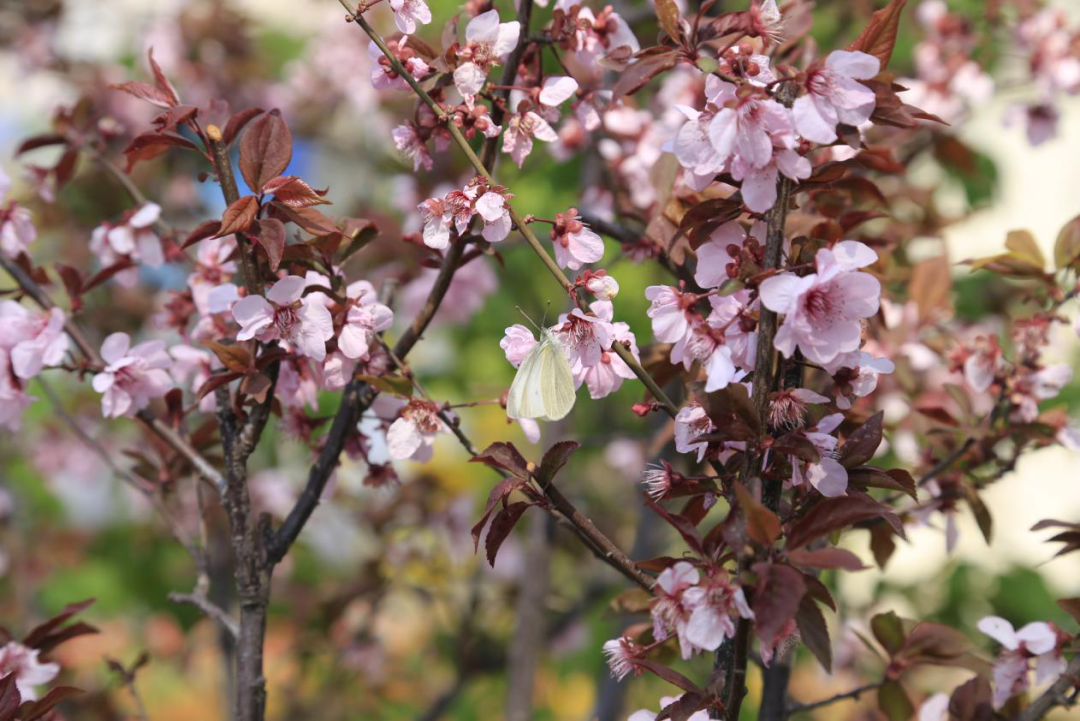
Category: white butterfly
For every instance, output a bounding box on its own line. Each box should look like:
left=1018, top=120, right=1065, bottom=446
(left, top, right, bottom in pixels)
left=506, top=327, right=577, bottom=421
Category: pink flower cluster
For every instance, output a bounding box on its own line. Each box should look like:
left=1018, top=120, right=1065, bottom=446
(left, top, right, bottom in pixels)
left=0, top=301, right=69, bottom=430
left=979, top=616, right=1067, bottom=709
left=418, top=179, right=513, bottom=249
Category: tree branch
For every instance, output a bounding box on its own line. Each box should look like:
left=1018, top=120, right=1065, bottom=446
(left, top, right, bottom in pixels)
left=787, top=680, right=885, bottom=714
left=168, top=591, right=240, bottom=639
left=1019, top=655, right=1080, bottom=721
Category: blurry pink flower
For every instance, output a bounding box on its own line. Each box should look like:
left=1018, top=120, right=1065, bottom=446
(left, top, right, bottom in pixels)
left=0, top=302, right=68, bottom=378
left=683, top=573, right=754, bottom=651
left=672, top=77, right=737, bottom=183
left=1011, top=364, right=1073, bottom=422
left=169, top=344, right=216, bottom=412
left=418, top=197, right=452, bottom=249
left=368, top=37, right=429, bottom=89
left=537, top=76, right=579, bottom=120
left=232, top=276, right=334, bottom=362
left=651, top=561, right=700, bottom=659
left=388, top=0, right=432, bottom=35
left=0, top=348, right=33, bottom=431
left=960, top=335, right=1002, bottom=392
left=392, top=123, right=433, bottom=172
left=789, top=412, right=848, bottom=497
left=89, top=203, right=165, bottom=271
left=706, top=290, right=759, bottom=371
left=602, top=637, right=640, bottom=681
left=276, top=358, right=320, bottom=410
left=708, top=95, right=795, bottom=174
left=0, top=204, right=37, bottom=258
left=502, top=111, right=558, bottom=167
left=320, top=351, right=357, bottom=392
left=0, top=641, right=59, bottom=701
left=794, top=50, right=880, bottom=144
left=550, top=209, right=604, bottom=270
left=760, top=240, right=881, bottom=365
left=979, top=616, right=1067, bottom=709
left=188, top=234, right=237, bottom=316
left=500, top=324, right=538, bottom=367
left=823, top=350, right=895, bottom=409
left=338, top=282, right=393, bottom=360
left=92, top=332, right=173, bottom=418
left=387, top=399, right=447, bottom=462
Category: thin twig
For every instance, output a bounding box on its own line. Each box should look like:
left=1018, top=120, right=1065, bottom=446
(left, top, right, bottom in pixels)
left=1019, top=655, right=1080, bottom=721
left=787, top=680, right=885, bottom=713
left=168, top=591, right=240, bottom=639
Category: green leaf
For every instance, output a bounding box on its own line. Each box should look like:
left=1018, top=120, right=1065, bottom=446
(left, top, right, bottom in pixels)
left=871, top=611, right=906, bottom=656
left=878, top=680, right=915, bottom=721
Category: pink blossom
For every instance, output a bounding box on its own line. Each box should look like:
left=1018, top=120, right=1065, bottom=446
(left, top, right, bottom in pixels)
left=537, top=76, right=579, bottom=120
left=0, top=301, right=68, bottom=378
left=554, top=306, right=614, bottom=367
left=645, top=285, right=694, bottom=344
left=682, top=572, right=754, bottom=651
left=694, top=220, right=747, bottom=289
left=277, top=358, right=320, bottom=410
left=706, top=290, right=759, bottom=372
left=628, top=696, right=710, bottom=721
left=338, top=281, right=394, bottom=360
left=319, top=351, right=356, bottom=392
left=89, top=203, right=165, bottom=284
left=794, top=50, right=881, bottom=144
left=979, top=616, right=1067, bottom=709
left=572, top=301, right=638, bottom=399
left=823, top=350, right=896, bottom=409
left=453, top=11, right=520, bottom=103
left=0, top=348, right=34, bottom=431
left=388, top=0, right=432, bottom=35
left=368, top=37, right=430, bottom=90
left=231, top=276, right=334, bottom=362
left=392, top=122, right=434, bottom=172
left=788, top=412, right=848, bottom=497
left=501, top=324, right=538, bottom=367
left=0, top=641, right=59, bottom=701
left=550, top=208, right=604, bottom=270
left=0, top=167, right=36, bottom=258
left=760, top=240, right=881, bottom=365
left=675, top=403, right=714, bottom=462
left=502, top=111, right=558, bottom=167
left=418, top=197, right=452, bottom=250
left=169, top=344, right=216, bottom=412
left=473, top=191, right=513, bottom=243
left=651, top=561, right=700, bottom=659
left=959, top=335, right=1002, bottom=392
left=91, top=332, right=173, bottom=418
left=707, top=94, right=796, bottom=176
left=672, top=77, right=737, bottom=187
left=387, top=399, right=447, bottom=462
left=1011, top=364, right=1073, bottom=422
left=602, top=637, right=640, bottom=681
left=187, top=234, right=237, bottom=316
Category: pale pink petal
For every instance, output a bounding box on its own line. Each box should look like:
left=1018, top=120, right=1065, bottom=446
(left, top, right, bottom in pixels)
left=267, top=276, right=306, bottom=305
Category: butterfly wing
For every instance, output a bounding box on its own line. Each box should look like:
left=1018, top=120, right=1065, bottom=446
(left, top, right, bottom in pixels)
left=538, top=331, right=576, bottom=421
left=506, top=340, right=547, bottom=420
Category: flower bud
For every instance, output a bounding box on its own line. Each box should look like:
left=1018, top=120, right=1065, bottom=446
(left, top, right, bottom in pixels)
left=586, top=274, right=620, bottom=300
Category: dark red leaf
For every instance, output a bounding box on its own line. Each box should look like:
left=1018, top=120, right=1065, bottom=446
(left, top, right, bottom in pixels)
left=1057, top=598, right=1080, bottom=625
left=838, top=411, right=884, bottom=468
left=787, top=547, right=866, bottom=571
left=110, top=81, right=175, bottom=109
left=262, top=175, right=331, bottom=208
left=252, top=218, right=286, bottom=272
left=150, top=105, right=198, bottom=133
left=537, top=440, right=579, bottom=484
left=471, top=478, right=527, bottom=551
left=23, top=598, right=95, bottom=650
left=15, top=134, right=67, bottom=156
left=146, top=47, right=180, bottom=107
left=182, top=220, right=224, bottom=249
left=54, top=263, right=84, bottom=305
left=470, top=442, right=530, bottom=477
left=195, top=371, right=243, bottom=400
left=646, top=498, right=704, bottom=555
left=634, top=659, right=704, bottom=695
left=216, top=195, right=259, bottom=237
left=787, top=494, right=903, bottom=550
left=752, top=563, right=806, bottom=643
left=847, top=466, right=917, bottom=500
left=611, top=50, right=679, bottom=100
left=0, top=674, right=20, bottom=719
left=82, top=259, right=135, bottom=294
left=796, top=596, right=832, bottom=672
left=485, top=501, right=531, bottom=566
left=53, top=147, right=79, bottom=190
left=19, top=686, right=83, bottom=721
left=269, top=203, right=342, bottom=239
left=949, top=676, right=993, bottom=721
left=847, top=0, right=909, bottom=70
left=223, top=107, right=265, bottom=146
left=734, top=483, right=781, bottom=545
left=122, top=132, right=197, bottom=172
left=239, top=110, right=293, bottom=193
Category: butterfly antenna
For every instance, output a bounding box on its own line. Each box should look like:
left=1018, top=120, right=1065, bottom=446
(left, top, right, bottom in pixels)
left=540, top=301, right=551, bottom=329
left=514, top=305, right=541, bottom=331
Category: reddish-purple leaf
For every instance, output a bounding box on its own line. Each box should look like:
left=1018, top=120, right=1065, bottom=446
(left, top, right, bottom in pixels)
left=796, top=596, right=832, bottom=672
left=847, top=0, right=909, bottom=70
left=1057, top=597, right=1080, bottom=625
left=146, top=47, right=180, bottom=107
left=16, top=134, right=67, bottom=156
left=0, top=674, right=19, bottom=719
left=203, top=341, right=252, bottom=374
left=239, top=110, right=293, bottom=193
left=54, top=147, right=79, bottom=190
left=787, top=493, right=903, bottom=550
left=656, top=691, right=711, bottom=721
left=634, top=659, right=704, bottom=695
left=838, top=411, right=884, bottom=468
left=150, top=104, right=198, bottom=132
left=109, top=81, right=175, bottom=109
left=470, top=442, right=531, bottom=477
left=262, top=175, right=331, bottom=208
left=216, top=195, right=259, bottom=237
left=182, top=220, right=224, bottom=249
left=646, top=498, right=704, bottom=555
left=19, top=686, right=83, bottom=721
left=537, top=440, right=579, bottom=484
left=485, top=501, right=531, bottom=566
left=847, top=466, right=917, bottom=499
left=803, top=575, right=837, bottom=612
left=752, top=563, right=806, bottom=643
left=611, top=50, right=678, bottom=100
left=949, top=675, right=993, bottom=721
left=787, top=547, right=866, bottom=571
left=122, top=132, right=198, bottom=172
left=871, top=610, right=906, bottom=656
left=54, top=263, right=84, bottom=304
left=23, top=598, right=95, bottom=649
left=82, top=259, right=135, bottom=294
left=471, top=478, right=526, bottom=551
left=33, top=621, right=98, bottom=656
left=253, top=218, right=286, bottom=272
left=268, top=203, right=341, bottom=239
left=223, top=107, right=265, bottom=146
left=195, top=371, right=243, bottom=400
left=734, top=483, right=781, bottom=546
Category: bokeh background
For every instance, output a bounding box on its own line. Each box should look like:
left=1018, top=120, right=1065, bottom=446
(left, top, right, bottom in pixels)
left=0, top=0, right=1079, bottom=718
